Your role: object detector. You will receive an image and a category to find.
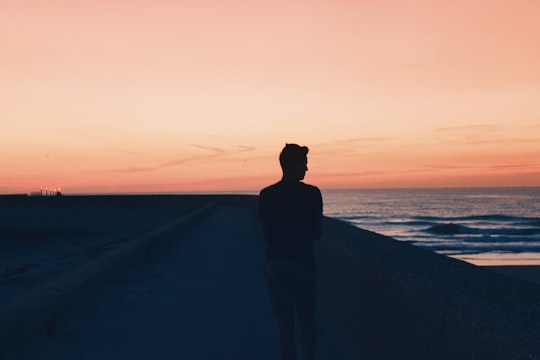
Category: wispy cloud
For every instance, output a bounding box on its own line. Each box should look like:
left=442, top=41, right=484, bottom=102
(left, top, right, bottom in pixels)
left=328, top=137, right=393, bottom=145
left=421, top=162, right=540, bottom=173
left=118, top=150, right=146, bottom=156
left=107, top=166, right=157, bottom=174
left=422, top=163, right=483, bottom=171
left=307, top=137, right=396, bottom=158
left=161, top=144, right=254, bottom=168
left=435, top=124, right=499, bottom=144
left=313, top=137, right=393, bottom=149
left=234, top=145, right=256, bottom=152
left=190, top=144, right=227, bottom=154
left=314, top=170, right=385, bottom=178
left=160, top=154, right=215, bottom=167
left=434, top=124, right=540, bottom=145
left=108, top=144, right=256, bottom=174
left=488, top=163, right=540, bottom=171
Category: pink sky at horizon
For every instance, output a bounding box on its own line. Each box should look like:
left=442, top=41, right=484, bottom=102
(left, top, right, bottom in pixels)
left=1, top=0, right=539, bottom=194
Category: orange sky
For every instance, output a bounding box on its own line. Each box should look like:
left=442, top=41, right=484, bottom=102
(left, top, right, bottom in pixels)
left=1, top=0, right=539, bottom=193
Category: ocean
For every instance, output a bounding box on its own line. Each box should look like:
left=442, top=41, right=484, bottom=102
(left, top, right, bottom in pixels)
left=321, top=187, right=540, bottom=265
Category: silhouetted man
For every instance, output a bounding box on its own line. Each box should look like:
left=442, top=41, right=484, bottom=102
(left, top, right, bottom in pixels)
left=259, top=143, right=323, bottom=360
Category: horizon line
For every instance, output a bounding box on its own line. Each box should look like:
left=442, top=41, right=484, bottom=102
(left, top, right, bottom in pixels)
left=3, top=185, right=539, bottom=197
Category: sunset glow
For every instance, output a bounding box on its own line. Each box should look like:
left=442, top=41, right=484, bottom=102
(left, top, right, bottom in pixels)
left=2, top=0, right=539, bottom=193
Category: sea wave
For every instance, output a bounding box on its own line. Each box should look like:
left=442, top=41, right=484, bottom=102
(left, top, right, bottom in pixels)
left=522, top=219, right=540, bottom=227
left=338, top=215, right=377, bottom=221
left=423, top=223, right=540, bottom=236
left=413, top=214, right=538, bottom=222
left=384, top=220, right=435, bottom=227
left=414, top=240, right=540, bottom=255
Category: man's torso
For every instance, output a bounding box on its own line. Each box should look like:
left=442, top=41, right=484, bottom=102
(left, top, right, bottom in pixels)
left=259, top=181, right=322, bottom=266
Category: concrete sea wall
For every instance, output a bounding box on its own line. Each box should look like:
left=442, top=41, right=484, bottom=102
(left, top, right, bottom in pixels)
left=316, top=217, right=540, bottom=360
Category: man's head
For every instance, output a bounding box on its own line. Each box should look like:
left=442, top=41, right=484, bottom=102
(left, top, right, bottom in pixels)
left=279, top=143, right=309, bottom=181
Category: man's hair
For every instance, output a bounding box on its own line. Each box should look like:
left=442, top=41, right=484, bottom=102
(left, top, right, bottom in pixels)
left=279, top=143, right=309, bottom=171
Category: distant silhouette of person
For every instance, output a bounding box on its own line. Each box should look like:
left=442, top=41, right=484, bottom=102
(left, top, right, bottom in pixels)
left=259, top=144, right=323, bottom=360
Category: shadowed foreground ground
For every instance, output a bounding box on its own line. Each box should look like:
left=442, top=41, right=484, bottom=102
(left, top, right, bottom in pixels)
left=0, top=195, right=206, bottom=307
left=38, top=205, right=342, bottom=360
left=2, top=195, right=539, bottom=359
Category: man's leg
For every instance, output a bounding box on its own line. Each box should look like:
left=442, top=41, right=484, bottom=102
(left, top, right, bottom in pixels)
left=298, top=313, right=315, bottom=360
left=277, top=311, right=296, bottom=360
left=265, top=259, right=297, bottom=360
left=294, top=264, right=317, bottom=360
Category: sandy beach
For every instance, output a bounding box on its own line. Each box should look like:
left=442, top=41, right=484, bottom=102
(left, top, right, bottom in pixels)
left=0, top=195, right=209, bottom=307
